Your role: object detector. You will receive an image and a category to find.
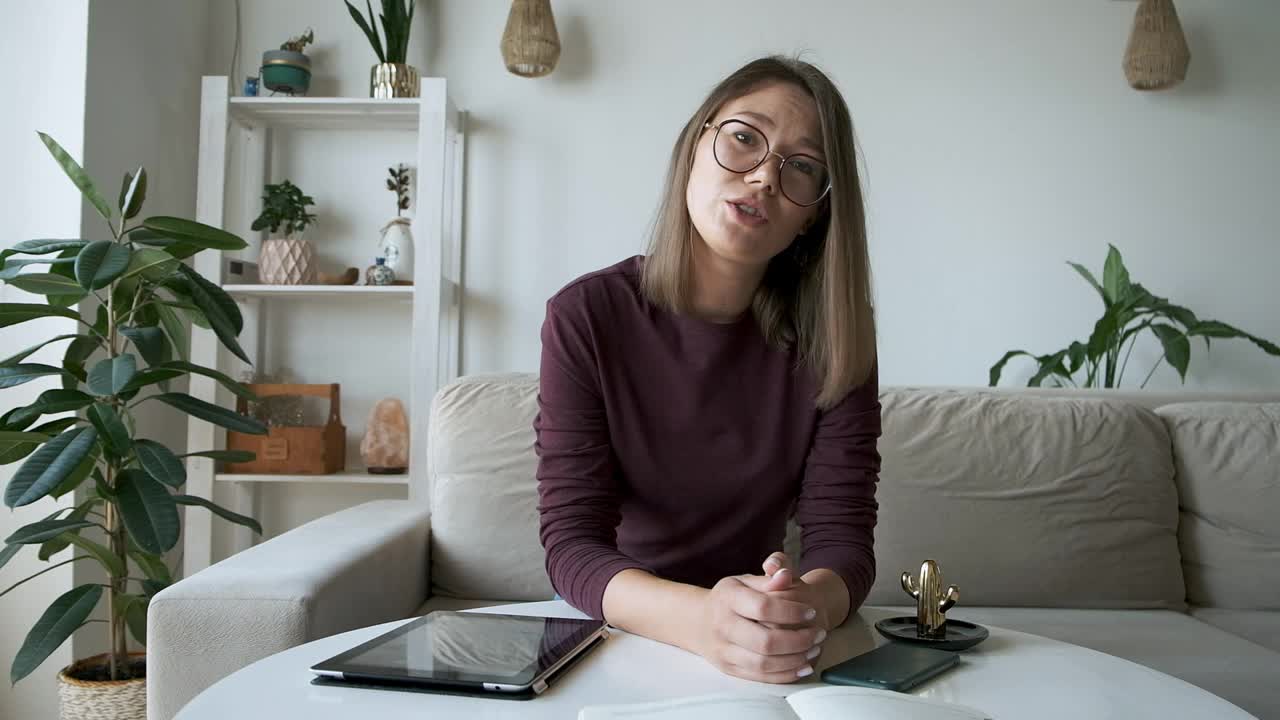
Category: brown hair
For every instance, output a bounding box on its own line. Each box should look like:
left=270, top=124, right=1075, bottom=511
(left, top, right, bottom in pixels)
left=640, top=55, right=877, bottom=410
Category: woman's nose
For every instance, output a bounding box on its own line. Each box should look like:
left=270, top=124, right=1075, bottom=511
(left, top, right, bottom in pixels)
left=746, top=153, right=782, bottom=194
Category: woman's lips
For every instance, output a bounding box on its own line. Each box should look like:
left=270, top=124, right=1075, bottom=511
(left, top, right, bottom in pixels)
left=726, top=200, right=769, bottom=226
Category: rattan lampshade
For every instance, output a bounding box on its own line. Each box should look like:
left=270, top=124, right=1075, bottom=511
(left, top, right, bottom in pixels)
left=501, top=0, right=561, bottom=78
left=1123, top=0, right=1191, bottom=91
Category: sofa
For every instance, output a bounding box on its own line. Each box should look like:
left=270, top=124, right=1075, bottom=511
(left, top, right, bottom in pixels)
left=148, top=373, right=1280, bottom=719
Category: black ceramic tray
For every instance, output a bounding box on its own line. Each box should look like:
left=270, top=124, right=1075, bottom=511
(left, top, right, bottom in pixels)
left=875, top=616, right=990, bottom=651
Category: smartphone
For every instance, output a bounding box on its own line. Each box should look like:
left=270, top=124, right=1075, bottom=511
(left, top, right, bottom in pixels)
left=820, top=642, right=959, bottom=692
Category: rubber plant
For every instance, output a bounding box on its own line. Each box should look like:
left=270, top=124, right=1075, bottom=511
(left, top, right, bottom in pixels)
left=0, top=133, right=267, bottom=684
left=990, top=244, right=1280, bottom=388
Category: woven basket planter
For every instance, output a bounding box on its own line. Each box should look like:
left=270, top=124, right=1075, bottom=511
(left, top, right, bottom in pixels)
left=57, top=652, right=146, bottom=720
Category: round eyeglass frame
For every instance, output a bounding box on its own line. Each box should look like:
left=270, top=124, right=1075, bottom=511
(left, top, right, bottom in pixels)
left=702, top=119, right=832, bottom=207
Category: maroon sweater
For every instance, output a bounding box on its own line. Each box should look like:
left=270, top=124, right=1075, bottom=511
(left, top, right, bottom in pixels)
left=534, top=256, right=881, bottom=620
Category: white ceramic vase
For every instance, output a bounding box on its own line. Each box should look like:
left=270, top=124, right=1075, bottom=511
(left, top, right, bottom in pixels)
left=259, top=236, right=315, bottom=284
left=378, top=218, right=414, bottom=282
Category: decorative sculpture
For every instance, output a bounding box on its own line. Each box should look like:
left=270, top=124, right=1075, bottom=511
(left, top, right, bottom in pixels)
left=901, top=560, right=960, bottom=639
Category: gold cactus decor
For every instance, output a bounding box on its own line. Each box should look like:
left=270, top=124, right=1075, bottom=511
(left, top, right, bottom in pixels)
left=901, top=560, right=960, bottom=638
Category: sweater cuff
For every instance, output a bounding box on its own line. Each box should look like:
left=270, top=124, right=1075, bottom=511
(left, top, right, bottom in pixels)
left=558, top=554, right=652, bottom=621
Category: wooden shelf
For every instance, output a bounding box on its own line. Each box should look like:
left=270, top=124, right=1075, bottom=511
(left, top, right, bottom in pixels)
left=222, top=284, right=414, bottom=300
left=229, top=96, right=420, bottom=131
left=215, top=469, right=409, bottom=485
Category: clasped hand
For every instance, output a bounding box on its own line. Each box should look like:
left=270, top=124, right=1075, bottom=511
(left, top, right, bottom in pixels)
left=697, top=552, right=828, bottom=683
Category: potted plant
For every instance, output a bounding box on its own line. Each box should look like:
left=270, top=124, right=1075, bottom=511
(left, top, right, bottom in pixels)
left=376, top=164, right=413, bottom=282
left=261, top=29, right=314, bottom=96
left=345, top=0, right=420, bottom=98
left=0, top=133, right=266, bottom=718
left=990, top=244, right=1280, bottom=387
left=251, top=180, right=318, bottom=285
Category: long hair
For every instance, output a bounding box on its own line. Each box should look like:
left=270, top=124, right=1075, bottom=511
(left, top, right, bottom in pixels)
left=640, top=55, right=877, bottom=410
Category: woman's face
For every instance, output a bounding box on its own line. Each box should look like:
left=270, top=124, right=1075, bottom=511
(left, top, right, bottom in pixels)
left=686, top=82, right=824, bottom=271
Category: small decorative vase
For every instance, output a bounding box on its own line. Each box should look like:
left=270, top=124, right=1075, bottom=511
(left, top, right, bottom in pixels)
left=361, top=397, right=409, bottom=473
left=366, top=257, right=395, bottom=286
left=261, top=50, right=311, bottom=95
left=371, top=63, right=420, bottom=98
left=259, top=237, right=316, bottom=285
left=378, top=217, right=414, bottom=282
left=57, top=652, right=147, bottom=720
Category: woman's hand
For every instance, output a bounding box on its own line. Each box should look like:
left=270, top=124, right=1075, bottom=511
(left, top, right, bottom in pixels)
left=695, top=562, right=828, bottom=683
left=751, top=552, right=832, bottom=632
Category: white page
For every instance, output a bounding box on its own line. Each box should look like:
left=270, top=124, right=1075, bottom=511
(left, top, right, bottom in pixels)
left=786, top=686, right=989, bottom=720
left=578, top=692, right=800, bottom=720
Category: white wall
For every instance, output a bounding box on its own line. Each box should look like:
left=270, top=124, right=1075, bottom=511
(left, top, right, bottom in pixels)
left=199, top=0, right=1280, bottom=553
left=0, top=3, right=90, bottom=716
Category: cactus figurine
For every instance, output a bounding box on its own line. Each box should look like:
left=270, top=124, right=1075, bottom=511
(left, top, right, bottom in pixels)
left=901, top=560, right=960, bottom=639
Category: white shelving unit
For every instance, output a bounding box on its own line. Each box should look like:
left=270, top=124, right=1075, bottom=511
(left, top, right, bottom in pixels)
left=184, top=76, right=465, bottom=576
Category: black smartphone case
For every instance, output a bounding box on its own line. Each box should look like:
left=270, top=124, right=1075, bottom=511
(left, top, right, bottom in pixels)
left=820, top=641, right=960, bottom=692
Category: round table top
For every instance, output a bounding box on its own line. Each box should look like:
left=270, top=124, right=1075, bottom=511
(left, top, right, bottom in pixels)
left=176, top=601, right=1252, bottom=720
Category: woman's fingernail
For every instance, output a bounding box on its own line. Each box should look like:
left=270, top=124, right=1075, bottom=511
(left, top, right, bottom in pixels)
left=806, top=646, right=821, bottom=660
left=796, top=666, right=814, bottom=678
left=814, top=629, right=827, bottom=644
left=805, top=608, right=817, bottom=621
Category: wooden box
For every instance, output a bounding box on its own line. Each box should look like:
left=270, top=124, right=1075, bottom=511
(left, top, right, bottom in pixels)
left=225, top=383, right=346, bottom=474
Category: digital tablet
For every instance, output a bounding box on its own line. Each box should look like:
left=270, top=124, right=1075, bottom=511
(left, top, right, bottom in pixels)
left=310, top=611, right=609, bottom=696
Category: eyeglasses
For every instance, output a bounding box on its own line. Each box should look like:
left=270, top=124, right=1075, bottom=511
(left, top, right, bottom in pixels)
left=702, top=119, right=831, bottom=207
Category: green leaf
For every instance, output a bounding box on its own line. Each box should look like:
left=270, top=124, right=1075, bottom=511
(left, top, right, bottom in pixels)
left=118, top=167, right=147, bottom=220
left=141, top=216, right=247, bottom=252
left=1027, top=350, right=1070, bottom=388
left=64, top=534, right=124, bottom=576
left=37, top=133, right=112, bottom=223
left=1, top=333, right=83, bottom=367
left=4, top=519, right=95, bottom=545
left=174, top=494, right=263, bottom=535
left=87, top=403, right=131, bottom=456
left=0, top=256, right=76, bottom=281
left=181, top=449, right=256, bottom=463
left=134, top=439, right=186, bottom=488
left=118, top=366, right=185, bottom=394
left=1150, top=323, right=1191, bottom=382
left=988, top=350, right=1035, bottom=387
left=1086, top=310, right=1120, bottom=364
left=38, top=500, right=98, bottom=560
left=119, top=326, right=167, bottom=367
left=11, top=584, right=103, bottom=684
left=61, top=334, right=100, bottom=388
left=0, top=303, right=80, bottom=328
left=6, top=273, right=86, bottom=301
left=87, top=354, right=137, bottom=396
left=149, top=393, right=267, bottom=434
left=0, top=543, right=22, bottom=574
left=346, top=0, right=387, bottom=62
left=154, top=302, right=188, bottom=361
left=0, top=364, right=66, bottom=389
left=1101, top=245, right=1131, bottom=306
left=1189, top=320, right=1280, bottom=356
left=115, top=468, right=180, bottom=554
left=4, top=427, right=97, bottom=507
left=120, top=247, right=178, bottom=282
left=48, top=443, right=98, bottom=499
left=128, top=545, right=173, bottom=585
left=74, top=240, right=132, bottom=290
left=2, top=389, right=94, bottom=429
left=159, top=300, right=209, bottom=330
left=146, top=361, right=255, bottom=400
left=3, top=239, right=88, bottom=258
left=170, top=268, right=249, bottom=364
left=120, top=592, right=149, bottom=646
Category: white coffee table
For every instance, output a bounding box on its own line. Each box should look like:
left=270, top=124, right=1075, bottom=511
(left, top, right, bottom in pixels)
left=175, top=601, right=1253, bottom=719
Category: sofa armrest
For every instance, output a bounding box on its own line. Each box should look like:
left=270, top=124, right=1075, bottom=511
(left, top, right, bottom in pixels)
left=147, top=499, right=430, bottom=720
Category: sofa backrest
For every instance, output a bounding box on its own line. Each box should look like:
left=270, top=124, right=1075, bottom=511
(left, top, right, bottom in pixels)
left=1155, top=402, right=1280, bottom=610
left=423, top=373, right=1278, bottom=609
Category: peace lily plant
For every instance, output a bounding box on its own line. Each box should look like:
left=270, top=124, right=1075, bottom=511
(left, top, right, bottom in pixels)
left=0, top=133, right=266, bottom=688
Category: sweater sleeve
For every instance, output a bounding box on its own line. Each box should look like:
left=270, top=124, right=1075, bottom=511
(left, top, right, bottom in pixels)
left=534, top=298, right=651, bottom=620
left=797, top=364, right=882, bottom=612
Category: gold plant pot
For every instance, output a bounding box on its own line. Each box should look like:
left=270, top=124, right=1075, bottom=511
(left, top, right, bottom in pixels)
left=371, top=63, right=420, bottom=98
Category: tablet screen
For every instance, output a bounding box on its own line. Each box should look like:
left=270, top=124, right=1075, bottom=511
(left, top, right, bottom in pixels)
left=314, top=612, right=605, bottom=686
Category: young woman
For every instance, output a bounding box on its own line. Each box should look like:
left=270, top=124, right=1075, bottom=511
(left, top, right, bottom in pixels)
left=535, top=56, right=880, bottom=685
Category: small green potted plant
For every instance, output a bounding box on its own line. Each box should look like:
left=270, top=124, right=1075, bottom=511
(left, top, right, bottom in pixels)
left=990, top=244, right=1280, bottom=388
left=251, top=180, right=318, bottom=285
left=260, top=28, right=314, bottom=96
left=0, top=133, right=266, bottom=718
left=345, top=0, right=419, bottom=97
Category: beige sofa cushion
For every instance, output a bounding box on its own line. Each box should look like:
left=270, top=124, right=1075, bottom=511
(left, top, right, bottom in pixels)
left=427, top=374, right=554, bottom=601
left=1156, top=402, right=1280, bottom=610
left=867, top=390, right=1185, bottom=609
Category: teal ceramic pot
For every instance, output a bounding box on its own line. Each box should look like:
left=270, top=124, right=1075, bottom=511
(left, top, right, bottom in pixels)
left=260, top=50, right=311, bottom=95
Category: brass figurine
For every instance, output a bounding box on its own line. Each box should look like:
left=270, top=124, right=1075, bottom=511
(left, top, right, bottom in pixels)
left=901, top=560, right=960, bottom=639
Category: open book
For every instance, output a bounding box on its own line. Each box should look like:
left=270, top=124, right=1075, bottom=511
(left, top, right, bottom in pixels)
left=579, top=686, right=989, bottom=720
